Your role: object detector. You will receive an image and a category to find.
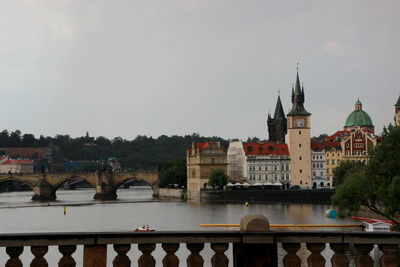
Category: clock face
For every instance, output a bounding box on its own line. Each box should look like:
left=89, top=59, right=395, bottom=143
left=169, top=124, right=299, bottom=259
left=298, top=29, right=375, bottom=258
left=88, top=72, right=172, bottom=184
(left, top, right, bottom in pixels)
left=296, top=119, right=304, bottom=128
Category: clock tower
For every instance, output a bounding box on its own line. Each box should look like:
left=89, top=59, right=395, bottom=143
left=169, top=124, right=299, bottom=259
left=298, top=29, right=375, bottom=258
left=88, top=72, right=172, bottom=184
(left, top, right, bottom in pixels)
left=287, top=70, right=312, bottom=188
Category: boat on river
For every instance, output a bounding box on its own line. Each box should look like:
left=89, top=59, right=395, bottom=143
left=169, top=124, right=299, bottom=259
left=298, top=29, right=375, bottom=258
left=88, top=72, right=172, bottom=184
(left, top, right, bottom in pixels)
left=134, top=225, right=155, bottom=232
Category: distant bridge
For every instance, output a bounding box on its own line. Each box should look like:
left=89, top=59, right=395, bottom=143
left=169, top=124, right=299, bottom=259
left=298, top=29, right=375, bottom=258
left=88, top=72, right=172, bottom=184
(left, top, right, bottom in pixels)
left=0, top=171, right=160, bottom=201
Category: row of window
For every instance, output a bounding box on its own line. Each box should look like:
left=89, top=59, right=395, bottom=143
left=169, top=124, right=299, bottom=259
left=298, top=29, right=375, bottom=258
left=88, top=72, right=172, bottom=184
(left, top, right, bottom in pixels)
left=326, top=159, right=340, bottom=165
left=312, top=155, right=323, bottom=160
left=249, top=174, right=290, bottom=181
left=312, top=162, right=324, bottom=168
left=202, top=158, right=226, bottom=163
left=248, top=164, right=289, bottom=171
left=326, top=153, right=341, bottom=158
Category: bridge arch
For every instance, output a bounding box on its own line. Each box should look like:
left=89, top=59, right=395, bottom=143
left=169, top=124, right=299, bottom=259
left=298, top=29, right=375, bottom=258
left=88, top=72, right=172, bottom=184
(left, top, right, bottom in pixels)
left=0, top=177, right=35, bottom=191
left=53, top=175, right=96, bottom=191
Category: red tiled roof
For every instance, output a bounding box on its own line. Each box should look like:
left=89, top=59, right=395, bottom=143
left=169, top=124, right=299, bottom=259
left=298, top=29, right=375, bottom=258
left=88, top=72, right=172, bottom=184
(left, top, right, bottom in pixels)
left=0, top=147, right=48, bottom=158
left=311, top=142, right=323, bottom=151
left=194, top=143, right=209, bottom=149
left=243, top=142, right=289, bottom=156
left=2, top=159, right=33, bottom=165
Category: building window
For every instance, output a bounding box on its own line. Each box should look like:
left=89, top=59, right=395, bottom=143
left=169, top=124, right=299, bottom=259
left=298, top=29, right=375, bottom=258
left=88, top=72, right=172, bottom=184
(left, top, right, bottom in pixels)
left=313, top=171, right=316, bottom=177
left=337, top=160, right=341, bottom=165
left=299, top=144, right=302, bottom=148
left=299, top=131, right=302, bottom=135
left=259, top=175, right=262, bottom=180
left=327, top=168, right=330, bottom=174
left=320, top=171, right=323, bottom=176
left=274, top=174, right=277, bottom=180
left=326, top=160, right=330, bottom=165
left=265, top=174, right=268, bottom=180
left=286, top=174, right=289, bottom=180
left=259, top=165, right=262, bottom=171
left=300, top=169, right=302, bottom=173
left=299, top=156, right=302, bottom=160
left=281, top=174, right=284, bottom=180
left=300, top=180, right=303, bottom=185
left=286, top=164, right=289, bottom=170
left=313, top=156, right=315, bottom=159
left=313, top=163, right=315, bottom=168
left=281, top=165, right=284, bottom=170
left=274, top=165, right=277, bottom=171
left=212, top=158, right=215, bottom=164
left=332, top=160, right=335, bottom=165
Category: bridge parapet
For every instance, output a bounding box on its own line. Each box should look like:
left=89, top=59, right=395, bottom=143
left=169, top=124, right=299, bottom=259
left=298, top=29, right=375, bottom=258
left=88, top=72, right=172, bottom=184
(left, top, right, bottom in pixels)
left=0, top=214, right=398, bottom=266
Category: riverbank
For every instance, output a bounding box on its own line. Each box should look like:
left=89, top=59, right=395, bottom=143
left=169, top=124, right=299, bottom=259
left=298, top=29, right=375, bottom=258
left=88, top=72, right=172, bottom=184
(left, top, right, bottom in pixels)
left=200, top=189, right=335, bottom=204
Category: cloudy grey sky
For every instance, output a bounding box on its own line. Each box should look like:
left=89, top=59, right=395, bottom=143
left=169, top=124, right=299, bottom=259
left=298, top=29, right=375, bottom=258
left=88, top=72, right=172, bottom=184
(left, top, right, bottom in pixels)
left=0, top=0, right=399, bottom=140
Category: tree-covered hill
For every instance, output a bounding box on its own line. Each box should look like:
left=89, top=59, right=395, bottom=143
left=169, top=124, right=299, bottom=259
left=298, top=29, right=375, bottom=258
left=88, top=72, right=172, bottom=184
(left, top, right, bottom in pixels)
left=0, top=130, right=230, bottom=170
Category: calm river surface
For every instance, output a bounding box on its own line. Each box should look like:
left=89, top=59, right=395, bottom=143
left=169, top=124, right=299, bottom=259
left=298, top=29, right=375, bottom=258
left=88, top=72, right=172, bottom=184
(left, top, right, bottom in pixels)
left=0, top=187, right=358, bottom=266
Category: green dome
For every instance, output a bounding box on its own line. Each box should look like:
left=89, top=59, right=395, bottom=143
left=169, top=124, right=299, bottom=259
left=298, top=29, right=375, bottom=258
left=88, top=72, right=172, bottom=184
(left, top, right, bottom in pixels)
left=345, top=110, right=373, bottom=127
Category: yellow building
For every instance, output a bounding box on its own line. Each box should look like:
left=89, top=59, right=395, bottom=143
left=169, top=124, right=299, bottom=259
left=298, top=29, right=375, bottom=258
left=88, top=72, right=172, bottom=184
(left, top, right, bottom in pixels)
left=186, top=142, right=227, bottom=200
left=323, top=140, right=343, bottom=187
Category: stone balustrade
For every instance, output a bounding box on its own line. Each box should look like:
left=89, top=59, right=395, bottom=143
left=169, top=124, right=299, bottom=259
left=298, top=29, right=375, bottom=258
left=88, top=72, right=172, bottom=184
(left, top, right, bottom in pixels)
left=0, top=215, right=399, bottom=266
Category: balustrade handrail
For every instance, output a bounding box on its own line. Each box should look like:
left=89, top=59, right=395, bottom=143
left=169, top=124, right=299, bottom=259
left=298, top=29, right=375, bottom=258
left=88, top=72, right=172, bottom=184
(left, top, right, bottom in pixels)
left=0, top=230, right=399, bottom=247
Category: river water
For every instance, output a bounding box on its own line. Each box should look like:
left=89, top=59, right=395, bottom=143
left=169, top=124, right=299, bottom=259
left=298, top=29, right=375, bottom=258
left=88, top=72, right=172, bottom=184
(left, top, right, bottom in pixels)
left=0, top=187, right=358, bottom=266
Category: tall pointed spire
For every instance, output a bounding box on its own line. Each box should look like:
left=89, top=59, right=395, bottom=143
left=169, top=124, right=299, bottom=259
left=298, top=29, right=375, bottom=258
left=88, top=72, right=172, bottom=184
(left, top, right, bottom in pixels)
left=395, top=95, right=400, bottom=106
left=274, top=94, right=285, bottom=120
left=287, top=68, right=311, bottom=116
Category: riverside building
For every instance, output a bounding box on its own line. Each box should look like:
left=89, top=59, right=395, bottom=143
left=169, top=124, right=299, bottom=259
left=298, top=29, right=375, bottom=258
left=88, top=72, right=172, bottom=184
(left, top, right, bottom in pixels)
left=244, top=142, right=290, bottom=188
left=186, top=142, right=227, bottom=200
left=311, top=142, right=326, bottom=188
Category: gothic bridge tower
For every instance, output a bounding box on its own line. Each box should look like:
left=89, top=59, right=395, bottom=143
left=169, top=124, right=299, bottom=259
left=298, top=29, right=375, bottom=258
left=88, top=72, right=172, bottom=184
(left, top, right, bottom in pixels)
left=286, top=70, right=312, bottom=188
left=268, top=93, right=287, bottom=143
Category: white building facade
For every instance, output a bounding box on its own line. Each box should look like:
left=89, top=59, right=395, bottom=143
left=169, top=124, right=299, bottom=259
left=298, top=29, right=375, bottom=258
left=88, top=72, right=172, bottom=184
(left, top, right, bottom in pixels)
left=244, top=142, right=290, bottom=188
left=311, top=143, right=327, bottom=188
left=227, top=141, right=246, bottom=179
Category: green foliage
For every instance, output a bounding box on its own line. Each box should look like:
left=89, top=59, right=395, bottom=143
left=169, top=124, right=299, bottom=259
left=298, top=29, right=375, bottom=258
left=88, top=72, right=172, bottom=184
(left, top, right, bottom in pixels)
left=332, top=124, right=400, bottom=226
left=160, top=157, right=187, bottom=187
left=333, top=160, right=365, bottom=187
left=208, top=169, right=228, bottom=189
left=0, top=129, right=230, bottom=171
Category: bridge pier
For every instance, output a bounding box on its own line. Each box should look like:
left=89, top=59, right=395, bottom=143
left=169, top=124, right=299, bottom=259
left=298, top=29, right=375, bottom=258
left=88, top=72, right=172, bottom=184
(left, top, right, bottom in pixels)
left=94, top=172, right=117, bottom=200
left=32, top=179, right=56, bottom=201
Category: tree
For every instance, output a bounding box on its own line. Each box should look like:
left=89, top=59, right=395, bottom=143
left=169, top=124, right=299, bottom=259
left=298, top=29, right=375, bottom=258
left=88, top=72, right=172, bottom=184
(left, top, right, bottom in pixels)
left=9, top=130, right=22, bottom=147
left=208, top=169, right=228, bottom=189
left=332, top=125, right=400, bottom=229
left=22, top=134, right=36, bottom=147
left=160, top=157, right=187, bottom=187
left=333, top=160, right=365, bottom=187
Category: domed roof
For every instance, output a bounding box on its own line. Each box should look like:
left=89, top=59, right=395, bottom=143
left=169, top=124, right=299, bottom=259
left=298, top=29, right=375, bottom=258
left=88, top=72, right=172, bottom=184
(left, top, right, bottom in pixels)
left=345, top=100, right=373, bottom=127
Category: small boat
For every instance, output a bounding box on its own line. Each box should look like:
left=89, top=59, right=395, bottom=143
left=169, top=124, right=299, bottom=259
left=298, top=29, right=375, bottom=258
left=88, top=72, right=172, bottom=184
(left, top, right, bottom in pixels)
left=134, top=225, right=155, bottom=232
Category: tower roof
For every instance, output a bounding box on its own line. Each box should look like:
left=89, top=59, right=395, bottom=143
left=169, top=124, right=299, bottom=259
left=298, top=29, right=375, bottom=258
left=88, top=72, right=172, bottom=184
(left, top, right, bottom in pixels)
left=395, top=95, right=400, bottom=107
left=273, top=95, right=285, bottom=120
left=287, top=70, right=311, bottom=116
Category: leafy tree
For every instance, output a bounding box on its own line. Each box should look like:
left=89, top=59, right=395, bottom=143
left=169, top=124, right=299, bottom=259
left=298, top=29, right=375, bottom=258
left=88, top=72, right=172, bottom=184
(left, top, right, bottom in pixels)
left=0, top=130, right=10, bottom=147
left=160, top=157, right=187, bottom=187
left=208, top=168, right=228, bottom=189
left=332, top=125, right=400, bottom=228
left=9, top=130, right=22, bottom=147
left=22, top=134, right=36, bottom=147
left=333, top=160, right=365, bottom=187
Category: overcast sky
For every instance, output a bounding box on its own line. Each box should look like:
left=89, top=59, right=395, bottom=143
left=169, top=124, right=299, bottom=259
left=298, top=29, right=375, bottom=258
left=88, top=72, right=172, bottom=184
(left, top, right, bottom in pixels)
left=0, top=0, right=399, bottom=140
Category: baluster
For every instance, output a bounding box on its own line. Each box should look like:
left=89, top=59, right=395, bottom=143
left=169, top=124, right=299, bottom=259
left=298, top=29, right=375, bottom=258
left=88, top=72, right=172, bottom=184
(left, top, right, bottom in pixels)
left=186, top=243, right=205, bottom=267
left=378, top=245, right=399, bottom=267
left=5, top=246, right=23, bottom=267
left=30, top=246, right=49, bottom=267
left=138, top=243, right=156, bottom=267
left=282, top=243, right=301, bottom=267
left=162, top=243, right=180, bottom=267
left=211, top=243, right=229, bottom=267
left=113, top=244, right=131, bottom=267
left=306, top=243, right=326, bottom=267
left=354, top=244, right=373, bottom=267
left=58, top=245, right=77, bottom=267
left=330, top=244, right=350, bottom=267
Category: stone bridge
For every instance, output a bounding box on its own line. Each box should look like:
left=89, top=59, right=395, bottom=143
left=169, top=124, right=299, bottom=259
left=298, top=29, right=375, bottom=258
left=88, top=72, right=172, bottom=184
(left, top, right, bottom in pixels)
left=0, top=171, right=160, bottom=201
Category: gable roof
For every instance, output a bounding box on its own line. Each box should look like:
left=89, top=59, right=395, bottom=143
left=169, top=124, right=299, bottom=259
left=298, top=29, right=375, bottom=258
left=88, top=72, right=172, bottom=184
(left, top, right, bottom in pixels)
left=243, top=142, right=289, bottom=156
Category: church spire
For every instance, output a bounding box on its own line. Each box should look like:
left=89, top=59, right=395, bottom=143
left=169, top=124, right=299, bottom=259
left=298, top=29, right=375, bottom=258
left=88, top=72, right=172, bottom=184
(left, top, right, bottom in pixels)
left=395, top=95, right=400, bottom=107
left=274, top=94, right=285, bottom=120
